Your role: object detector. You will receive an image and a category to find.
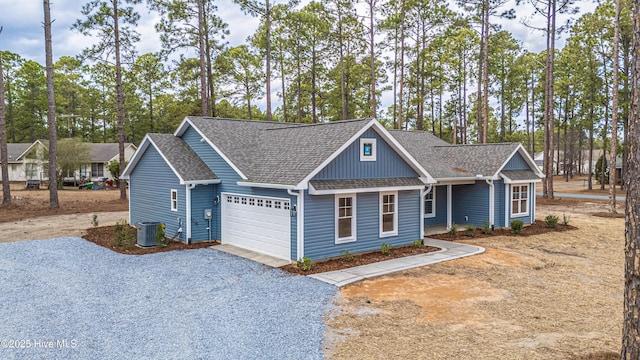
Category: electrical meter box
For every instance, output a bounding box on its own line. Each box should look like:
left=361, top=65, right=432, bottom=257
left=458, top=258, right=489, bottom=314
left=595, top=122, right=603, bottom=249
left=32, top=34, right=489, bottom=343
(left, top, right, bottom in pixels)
left=204, top=209, right=212, bottom=220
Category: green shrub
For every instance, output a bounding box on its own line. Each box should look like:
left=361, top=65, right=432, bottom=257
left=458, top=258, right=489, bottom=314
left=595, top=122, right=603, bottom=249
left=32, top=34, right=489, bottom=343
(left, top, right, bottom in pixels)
left=562, top=213, right=571, bottom=226
left=380, top=242, right=393, bottom=255
left=114, top=219, right=135, bottom=249
left=464, top=224, right=475, bottom=237
left=340, top=249, right=355, bottom=261
left=296, top=257, right=313, bottom=271
left=449, top=223, right=458, bottom=238
left=92, top=214, right=99, bottom=227
left=510, top=219, right=524, bottom=234
left=482, top=221, right=492, bottom=234
left=545, top=214, right=559, bottom=228
left=155, top=223, right=168, bottom=247
left=412, top=239, right=423, bottom=248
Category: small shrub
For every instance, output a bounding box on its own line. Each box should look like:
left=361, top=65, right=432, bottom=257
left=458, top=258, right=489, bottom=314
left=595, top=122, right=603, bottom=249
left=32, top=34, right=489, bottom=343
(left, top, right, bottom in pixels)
left=380, top=242, right=393, bottom=255
left=545, top=214, right=559, bottom=228
left=296, top=257, right=313, bottom=271
left=562, top=213, right=571, bottom=226
left=114, top=219, right=135, bottom=249
left=92, top=214, right=99, bottom=227
left=412, top=239, right=423, bottom=248
left=340, top=249, right=355, bottom=261
left=464, top=224, right=475, bottom=237
left=155, top=223, right=168, bottom=247
left=482, top=221, right=492, bottom=234
left=510, top=219, right=524, bottom=234
left=449, top=223, right=458, bottom=238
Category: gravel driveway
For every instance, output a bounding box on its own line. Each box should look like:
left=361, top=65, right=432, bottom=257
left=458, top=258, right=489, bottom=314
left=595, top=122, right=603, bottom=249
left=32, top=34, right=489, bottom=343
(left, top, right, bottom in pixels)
left=0, top=238, right=336, bottom=359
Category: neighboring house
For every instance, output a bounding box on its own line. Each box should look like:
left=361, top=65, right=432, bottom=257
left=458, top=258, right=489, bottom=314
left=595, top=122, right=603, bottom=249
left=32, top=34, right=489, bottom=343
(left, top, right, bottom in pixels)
left=123, top=117, right=543, bottom=262
left=1, top=141, right=137, bottom=185
left=534, top=149, right=604, bottom=175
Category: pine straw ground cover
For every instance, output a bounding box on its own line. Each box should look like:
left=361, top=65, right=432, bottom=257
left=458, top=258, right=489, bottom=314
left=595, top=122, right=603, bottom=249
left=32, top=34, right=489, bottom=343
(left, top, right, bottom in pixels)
left=324, top=206, right=623, bottom=359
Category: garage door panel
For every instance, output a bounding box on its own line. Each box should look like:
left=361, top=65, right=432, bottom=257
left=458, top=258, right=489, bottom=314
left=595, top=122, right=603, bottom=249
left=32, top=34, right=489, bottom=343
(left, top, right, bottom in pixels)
left=222, top=193, right=291, bottom=260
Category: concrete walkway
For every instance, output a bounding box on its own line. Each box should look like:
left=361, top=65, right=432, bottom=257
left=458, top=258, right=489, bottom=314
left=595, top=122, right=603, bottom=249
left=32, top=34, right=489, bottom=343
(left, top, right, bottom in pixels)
left=308, top=239, right=485, bottom=287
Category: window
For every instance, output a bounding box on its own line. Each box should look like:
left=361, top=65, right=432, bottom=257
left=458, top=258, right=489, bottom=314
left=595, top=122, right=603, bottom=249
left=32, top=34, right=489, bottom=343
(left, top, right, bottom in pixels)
left=511, top=184, right=529, bottom=217
left=360, top=138, right=377, bottom=161
left=380, top=191, right=398, bottom=237
left=171, top=189, right=178, bottom=211
left=335, top=194, right=356, bottom=243
left=25, top=163, right=38, bottom=178
left=424, top=188, right=436, bottom=218
left=241, top=197, right=247, bottom=205
left=91, top=163, right=104, bottom=177
left=249, top=198, right=255, bottom=206
left=266, top=200, right=273, bottom=208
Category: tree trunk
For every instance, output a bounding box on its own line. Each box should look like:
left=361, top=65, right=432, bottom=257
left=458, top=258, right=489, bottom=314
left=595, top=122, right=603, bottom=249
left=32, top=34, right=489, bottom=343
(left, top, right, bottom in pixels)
left=477, top=14, right=485, bottom=143
left=542, top=0, right=556, bottom=199
left=621, top=0, right=640, bottom=354
left=610, top=0, right=620, bottom=213
left=397, top=0, right=406, bottom=130
left=0, top=31, right=11, bottom=205
left=44, top=0, right=59, bottom=208
left=369, top=0, right=376, bottom=118
left=338, top=9, right=347, bottom=120
left=265, top=0, right=272, bottom=121
left=481, top=0, right=489, bottom=143
left=113, top=0, right=127, bottom=200
left=197, top=0, right=208, bottom=116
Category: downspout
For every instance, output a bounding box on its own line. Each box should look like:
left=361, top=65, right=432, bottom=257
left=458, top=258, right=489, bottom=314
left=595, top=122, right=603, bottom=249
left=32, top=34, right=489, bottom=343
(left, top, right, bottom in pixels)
left=288, top=189, right=303, bottom=261
left=420, top=184, right=433, bottom=240
left=504, top=182, right=509, bottom=229
left=186, top=183, right=196, bottom=244
left=485, top=179, right=494, bottom=229
left=531, top=182, right=536, bottom=223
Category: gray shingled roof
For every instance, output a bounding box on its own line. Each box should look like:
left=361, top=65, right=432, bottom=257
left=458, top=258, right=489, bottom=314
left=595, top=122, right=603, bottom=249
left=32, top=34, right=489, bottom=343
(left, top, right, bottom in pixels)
left=89, top=143, right=134, bottom=163
left=187, top=117, right=374, bottom=185
left=500, top=170, right=541, bottom=182
left=5, top=143, right=32, bottom=162
left=148, top=134, right=218, bottom=182
left=310, top=177, right=424, bottom=191
left=390, top=130, right=521, bottom=178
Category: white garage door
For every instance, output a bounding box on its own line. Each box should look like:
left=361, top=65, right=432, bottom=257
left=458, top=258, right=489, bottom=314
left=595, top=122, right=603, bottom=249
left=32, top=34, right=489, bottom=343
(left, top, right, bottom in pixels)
left=222, top=193, right=291, bottom=260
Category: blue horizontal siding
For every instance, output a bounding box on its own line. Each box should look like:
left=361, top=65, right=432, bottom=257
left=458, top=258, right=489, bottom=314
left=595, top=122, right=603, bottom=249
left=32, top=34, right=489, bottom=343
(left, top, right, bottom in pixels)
left=313, top=128, right=418, bottom=180
left=303, top=190, right=422, bottom=261
left=424, top=185, right=447, bottom=227
left=506, top=182, right=534, bottom=226
left=190, top=184, right=217, bottom=242
left=452, top=182, right=490, bottom=227
left=181, top=125, right=298, bottom=259
left=129, top=145, right=185, bottom=241
left=494, top=179, right=506, bottom=227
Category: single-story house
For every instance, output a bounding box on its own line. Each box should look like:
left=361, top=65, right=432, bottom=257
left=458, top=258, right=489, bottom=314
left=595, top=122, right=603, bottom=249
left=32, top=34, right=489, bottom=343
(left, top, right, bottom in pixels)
left=123, top=117, right=543, bottom=262
left=1, top=140, right=137, bottom=186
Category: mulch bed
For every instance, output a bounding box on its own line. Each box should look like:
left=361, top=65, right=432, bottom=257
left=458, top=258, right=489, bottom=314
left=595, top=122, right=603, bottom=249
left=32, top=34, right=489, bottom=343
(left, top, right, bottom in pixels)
left=280, top=244, right=441, bottom=275
left=592, top=212, right=625, bottom=219
left=428, top=220, right=577, bottom=241
left=83, top=225, right=218, bottom=255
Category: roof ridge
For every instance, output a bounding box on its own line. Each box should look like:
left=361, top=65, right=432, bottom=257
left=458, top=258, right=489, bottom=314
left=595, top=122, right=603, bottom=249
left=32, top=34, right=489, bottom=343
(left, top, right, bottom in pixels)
left=434, top=142, right=519, bottom=148
left=263, top=118, right=373, bottom=131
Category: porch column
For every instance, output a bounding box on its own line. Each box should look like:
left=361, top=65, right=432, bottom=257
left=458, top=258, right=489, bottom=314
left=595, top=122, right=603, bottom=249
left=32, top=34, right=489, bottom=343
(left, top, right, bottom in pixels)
left=447, top=184, right=452, bottom=230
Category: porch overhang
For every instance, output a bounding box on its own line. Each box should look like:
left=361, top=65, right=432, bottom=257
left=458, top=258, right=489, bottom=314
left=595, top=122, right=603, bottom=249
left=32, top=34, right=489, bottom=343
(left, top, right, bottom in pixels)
left=500, top=170, right=543, bottom=184
left=308, top=177, right=425, bottom=195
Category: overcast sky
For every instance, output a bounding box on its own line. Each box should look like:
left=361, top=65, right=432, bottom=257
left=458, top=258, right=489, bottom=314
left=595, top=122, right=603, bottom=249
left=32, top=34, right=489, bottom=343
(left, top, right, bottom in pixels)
left=0, top=0, right=588, bottom=111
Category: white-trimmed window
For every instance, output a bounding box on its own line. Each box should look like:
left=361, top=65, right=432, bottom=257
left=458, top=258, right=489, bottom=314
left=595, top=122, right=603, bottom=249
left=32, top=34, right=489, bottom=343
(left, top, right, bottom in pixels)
left=511, top=184, right=529, bottom=217
left=360, top=138, right=377, bottom=161
left=380, top=191, right=398, bottom=237
left=424, top=188, right=435, bottom=218
left=336, top=194, right=356, bottom=243
left=170, top=189, right=178, bottom=211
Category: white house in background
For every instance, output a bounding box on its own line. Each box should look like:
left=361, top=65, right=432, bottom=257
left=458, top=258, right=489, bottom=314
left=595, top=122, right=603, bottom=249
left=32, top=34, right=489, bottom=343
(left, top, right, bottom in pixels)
left=1, top=141, right=137, bottom=186
left=534, top=149, right=604, bottom=176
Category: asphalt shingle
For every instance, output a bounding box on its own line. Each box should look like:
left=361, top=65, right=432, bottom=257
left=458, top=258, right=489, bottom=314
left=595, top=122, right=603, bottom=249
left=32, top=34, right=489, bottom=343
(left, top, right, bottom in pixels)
left=310, top=177, right=424, bottom=191
left=148, top=134, right=218, bottom=182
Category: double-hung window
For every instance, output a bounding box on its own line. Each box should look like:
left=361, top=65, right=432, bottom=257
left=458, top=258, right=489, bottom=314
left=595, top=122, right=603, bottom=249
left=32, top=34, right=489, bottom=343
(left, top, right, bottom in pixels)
left=424, top=188, right=435, bottom=218
left=170, top=189, right=178, bottom=211
left=380, top=191, right=398, bottom=237
left=511, top=184, right=529, bottom=217
left=336, top=194, right=356, bottom=243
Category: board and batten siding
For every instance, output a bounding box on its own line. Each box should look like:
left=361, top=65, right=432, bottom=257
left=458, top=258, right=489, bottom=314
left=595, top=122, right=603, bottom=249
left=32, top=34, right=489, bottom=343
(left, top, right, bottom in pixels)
left=312, top=128, right=418, bottom=180
left=503, top=151, right=530, bottom=170
left=303, top=190, right=421, bottom=260
left=180, top=125, right=298, bottom=259
left=452, top=181, right=490, bottom=226
left=424, top=185, right=447, bottom=227
left=129, top=145, right=185, bottom=241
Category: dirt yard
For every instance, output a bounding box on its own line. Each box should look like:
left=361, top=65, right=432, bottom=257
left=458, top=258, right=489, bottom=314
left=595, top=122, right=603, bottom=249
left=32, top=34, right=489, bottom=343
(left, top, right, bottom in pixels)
left=325, top=199, right=624, bottom=359
left=0, top=189, right=128, bottom=242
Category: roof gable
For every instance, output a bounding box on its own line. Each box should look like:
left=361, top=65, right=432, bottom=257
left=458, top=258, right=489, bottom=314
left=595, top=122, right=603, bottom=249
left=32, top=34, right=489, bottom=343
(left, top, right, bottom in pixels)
left=122, top=134, right=218, bottom=184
